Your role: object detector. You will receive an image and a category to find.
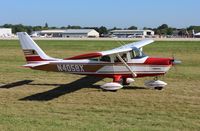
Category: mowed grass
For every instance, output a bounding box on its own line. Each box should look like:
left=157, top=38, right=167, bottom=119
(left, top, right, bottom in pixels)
left=0, top=40, right=200, bottom=131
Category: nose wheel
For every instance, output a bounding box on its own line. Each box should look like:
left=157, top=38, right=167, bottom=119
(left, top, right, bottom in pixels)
left=145, top=77, right=167, bottom=90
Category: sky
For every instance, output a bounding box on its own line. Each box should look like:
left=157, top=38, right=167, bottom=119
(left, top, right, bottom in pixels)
left=0, top=0, right=199, bottom=29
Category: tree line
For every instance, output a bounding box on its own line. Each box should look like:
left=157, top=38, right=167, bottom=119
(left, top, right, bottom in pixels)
left=1, top=23, right=200, bottom=36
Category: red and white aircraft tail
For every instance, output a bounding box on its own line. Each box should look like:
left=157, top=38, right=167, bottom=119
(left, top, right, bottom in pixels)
left=17, top=32, right=57, bottom=63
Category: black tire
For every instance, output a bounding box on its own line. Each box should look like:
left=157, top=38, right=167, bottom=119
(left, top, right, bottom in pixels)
left=102, top=89, right=118, bottom=92
left=120, top=78, right=130, bottom=86
left=155, top=87, right=163, bottom=90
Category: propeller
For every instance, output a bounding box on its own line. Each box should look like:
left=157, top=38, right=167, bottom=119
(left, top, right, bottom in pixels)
left=170, top=54, right=182, bottom=73
left=171, top=55, right=182, bottom=65
left=171, top=52, right=182, bottom=65
left=172, top=59, right=182, bottom=65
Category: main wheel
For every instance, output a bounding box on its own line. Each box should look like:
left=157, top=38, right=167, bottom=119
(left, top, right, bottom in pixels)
left=119, top=78, right=130, bottom=86
left=155, top=87, right=163, bottom=90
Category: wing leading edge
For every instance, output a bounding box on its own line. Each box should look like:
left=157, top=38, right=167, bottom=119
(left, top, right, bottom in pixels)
left=114, top=39, right=154, bottom=49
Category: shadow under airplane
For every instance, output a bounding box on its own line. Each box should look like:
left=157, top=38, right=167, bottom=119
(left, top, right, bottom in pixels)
left=0, top=78, right=147, bottom=101
left=20, top=76, right=103, bottom=101
left=123, top=86, right=147, bottom=90
left=20, top=76, right=147, bottom=101
left=0, top=80, right=33, bottom=89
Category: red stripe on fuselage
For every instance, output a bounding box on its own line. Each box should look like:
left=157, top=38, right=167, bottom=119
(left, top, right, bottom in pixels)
left=25, top=56, right=45, bottom=61
left=65, top=52, right=102, bottom=60
left=144, top=57, right=173, bottom=65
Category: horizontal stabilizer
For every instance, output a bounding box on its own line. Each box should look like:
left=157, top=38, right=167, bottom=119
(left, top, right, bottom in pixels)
left=23, top=62, right=50, bottom=68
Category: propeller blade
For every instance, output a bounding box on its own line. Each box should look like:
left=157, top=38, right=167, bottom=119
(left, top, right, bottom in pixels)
left=172, top=59, right=182, bottom=65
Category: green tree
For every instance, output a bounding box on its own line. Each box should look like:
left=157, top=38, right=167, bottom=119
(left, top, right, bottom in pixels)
left=128, top=26, right=137, bottom=30
left=178, top=29, right=186, bottom=36
left=98, top=26, right=108, bottom=35
left=14, top=24, right=27, bottom=33
left=187, top=26, right=200, bottom=33
left=156, top=24, right=170, bottom=35
left=68, top=25, right=81, bottom=29
left=60, top=26, right=67, bottom=29
left=33, top=26, right=42, bottom=31
left=166, top=28, right=173, bottom=35
left=50, top=27, right=57, bottom=29
left=110, top=27, right=122, bottom=30
left=26, top=26, right=33, bottom=34
left=143, top=27, right=153, bottom=30
left=158, top=24, right=168, bottom=29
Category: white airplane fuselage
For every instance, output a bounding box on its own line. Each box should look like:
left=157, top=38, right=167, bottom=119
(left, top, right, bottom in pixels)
left=30, top=56, right=173, bottom=79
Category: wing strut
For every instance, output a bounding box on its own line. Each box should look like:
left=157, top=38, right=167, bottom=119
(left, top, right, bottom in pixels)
left=116, top=54, right=137, bottom=78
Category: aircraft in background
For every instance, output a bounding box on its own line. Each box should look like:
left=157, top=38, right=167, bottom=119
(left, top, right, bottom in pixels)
left=17, top=32, right=181, bottom=91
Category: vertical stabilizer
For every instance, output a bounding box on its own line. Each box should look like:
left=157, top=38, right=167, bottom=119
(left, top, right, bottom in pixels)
left=17, top=32, right=56, bottom=63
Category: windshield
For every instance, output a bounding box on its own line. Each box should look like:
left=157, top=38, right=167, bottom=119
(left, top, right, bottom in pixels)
left=130, top=48, right=146, bottom=59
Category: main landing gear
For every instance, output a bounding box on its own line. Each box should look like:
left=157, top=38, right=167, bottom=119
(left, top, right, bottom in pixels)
left=100, top=54, right=137, bottom=91
left=100, top=77, right=134, bottom=91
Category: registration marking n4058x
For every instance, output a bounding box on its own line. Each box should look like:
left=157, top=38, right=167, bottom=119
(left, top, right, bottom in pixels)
left=57, top=64, right=85, bottom=72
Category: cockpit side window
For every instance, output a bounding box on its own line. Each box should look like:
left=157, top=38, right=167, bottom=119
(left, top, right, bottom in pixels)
left=100, top=55, right=111, bottom=62
left=121, top=53, right=127, bottom=62
left=130, top=48, right=146, bottom=59
left=114, top=53, right=128, bottom=62
left=90, top=58, right=99, bottom=61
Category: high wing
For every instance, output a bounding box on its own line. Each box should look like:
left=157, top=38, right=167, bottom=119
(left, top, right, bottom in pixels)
left=65, top=39, right=154, bottom=60
left=113, top=39, right=154, bottom=50
left=101, top=39, right=154, bottom=56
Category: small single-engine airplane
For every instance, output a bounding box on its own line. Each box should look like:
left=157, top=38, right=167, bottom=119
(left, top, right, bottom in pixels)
left=17, top=32, right=181, bottom=91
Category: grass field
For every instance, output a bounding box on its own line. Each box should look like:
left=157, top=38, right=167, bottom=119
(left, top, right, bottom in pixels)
left=0, top=40, right=200, bottom=131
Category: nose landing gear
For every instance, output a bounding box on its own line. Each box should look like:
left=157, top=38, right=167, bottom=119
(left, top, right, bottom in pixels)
left=145, top=77, right=167, bottom=90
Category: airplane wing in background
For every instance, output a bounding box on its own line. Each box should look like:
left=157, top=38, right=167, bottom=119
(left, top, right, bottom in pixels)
left=65, top=39, right=154, bottom=60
